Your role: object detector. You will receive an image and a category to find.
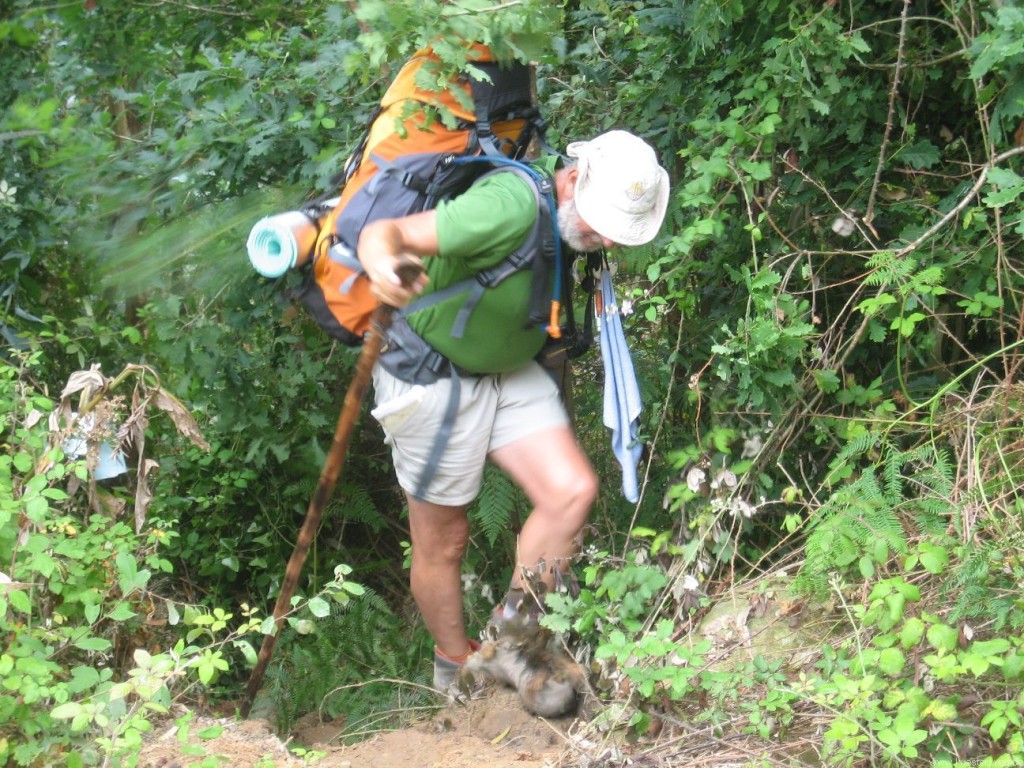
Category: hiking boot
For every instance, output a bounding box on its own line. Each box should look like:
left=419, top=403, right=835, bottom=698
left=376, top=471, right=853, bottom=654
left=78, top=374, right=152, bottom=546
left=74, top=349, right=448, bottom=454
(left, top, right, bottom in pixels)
left=464, top=623, right=580, bottom=718
left=432, top=640, right=481, bottom=694
left=482, top=605, right=511, bottom=641
left=484, top=591, right=544, bottom=641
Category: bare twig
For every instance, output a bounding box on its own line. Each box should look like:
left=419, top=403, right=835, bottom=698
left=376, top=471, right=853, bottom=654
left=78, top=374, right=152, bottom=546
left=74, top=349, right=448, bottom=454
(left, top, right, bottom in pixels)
left=591, top=26, right=631, bottom=79
left=444, top=0, right=525, bottom=17
left=865, top=0, right=912, bottom=225
left=895, top=145, right=1024, bottom=256
left=131, top=0, right=252, bottom=17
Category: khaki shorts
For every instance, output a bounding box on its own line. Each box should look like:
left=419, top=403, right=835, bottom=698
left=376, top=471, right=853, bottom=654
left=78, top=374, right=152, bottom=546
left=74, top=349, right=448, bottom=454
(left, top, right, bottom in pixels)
left=370, top=361, right=569, bottom=506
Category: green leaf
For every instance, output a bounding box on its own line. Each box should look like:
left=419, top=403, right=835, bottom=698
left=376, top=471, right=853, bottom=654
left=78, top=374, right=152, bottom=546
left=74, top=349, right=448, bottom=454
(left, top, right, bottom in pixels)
left=107, top=602, right=137, bottom=622
left=738, top=159, right=773, bottom=181
left=73, top=637, right=113, bottom=652
left=918, top=543, right=949, bottom=574
left=810, top=97, right=830, bottom=115
left=13, top=452, right=33, bottom=473
left=307, top=596, right=330, bottom=618
left=925, top=700, right=958, bottom=721
left=984, top=167, right=1024, bottom=208
left=8, top=589, right=31, bottom=614
left=899, top=140, right=940, bottom=170
left=872, top=538, right=889, bottom=564
left=1004, top=652, right=1024, bottom=680
left=51, top=702, right=84, bottom=720
left=894, top=581, right=920, bottom=601
left=259, top=616, right=278, bottom=635
left=878, top=647, right=906, bottom=675
left=813, top=369, right=840, bottom=394
left=115, top=552, right=151, bottom=594
left=197, top=725, right=224, bottom=740
left=891, top=312, right=926, bottom=337
left=342, top=582, right=365, bottom=596
left=858, top=555, right=874, bottom=580
left=926, top=623, right=958, bottom=653
left=877, top=728, right=900, bottom=748
left=963, top=652, right=991, bottom=676
left=970, top=638, right=1011, bottom=656
left=233, top=640, right=258, bottom=667
left=848, top=32, right=872, bottom=53
left=67, top=665, right=101, bottom=693
left=24, top=495, right=48, bottom=518
left=857, top=293, right=897, bottom=315
left=900, top=617, right=925, bottom=648
left=291, top=619, right=315, bottom=635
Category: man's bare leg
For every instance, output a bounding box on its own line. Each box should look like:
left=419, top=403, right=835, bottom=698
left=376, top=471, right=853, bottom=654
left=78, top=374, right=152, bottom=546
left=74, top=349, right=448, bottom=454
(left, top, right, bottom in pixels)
left=473, top=424, right=595, bottom=715
left=407, top=495, right=472, bottom=658
left=489, top=425, right=598, bottom=597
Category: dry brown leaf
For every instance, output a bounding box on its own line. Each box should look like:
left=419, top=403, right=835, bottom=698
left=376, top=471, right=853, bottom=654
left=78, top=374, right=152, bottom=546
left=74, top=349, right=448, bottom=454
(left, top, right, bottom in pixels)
left=24, top=409, right=44, bottom=430
left=59, top=364, right=106, bottom=401
left=134, top=458, right=159, bottom=533
left=0, top=572, right=33, bottom=592
left=152, top=389, right=210, bottom=450
left=129, top=386, right=148, bottom=460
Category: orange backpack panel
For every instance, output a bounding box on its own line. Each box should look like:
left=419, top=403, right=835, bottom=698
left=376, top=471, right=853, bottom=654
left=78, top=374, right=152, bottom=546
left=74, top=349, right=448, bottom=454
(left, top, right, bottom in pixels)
left=300, top=46, right=541, bottom=345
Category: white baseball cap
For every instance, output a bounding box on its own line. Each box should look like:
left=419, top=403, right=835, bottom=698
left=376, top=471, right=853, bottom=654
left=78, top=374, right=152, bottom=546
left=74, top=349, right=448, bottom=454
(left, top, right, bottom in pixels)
left=566, top=130, right=670, bottom=247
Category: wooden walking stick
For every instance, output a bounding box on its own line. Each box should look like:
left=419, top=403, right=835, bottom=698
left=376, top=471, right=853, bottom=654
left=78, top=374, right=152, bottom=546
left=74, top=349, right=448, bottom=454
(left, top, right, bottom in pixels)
left=240, top=262, right=421, bottom=718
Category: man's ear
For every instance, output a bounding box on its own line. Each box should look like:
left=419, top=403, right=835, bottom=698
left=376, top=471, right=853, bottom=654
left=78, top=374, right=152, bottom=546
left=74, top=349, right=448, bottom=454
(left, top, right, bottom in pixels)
left=557, top=167, right=578, bottom=203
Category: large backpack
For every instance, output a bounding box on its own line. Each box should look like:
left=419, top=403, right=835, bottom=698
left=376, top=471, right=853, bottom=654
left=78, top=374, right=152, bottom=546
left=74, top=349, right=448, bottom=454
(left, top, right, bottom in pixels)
left=298, top=44, right=573, bottom=347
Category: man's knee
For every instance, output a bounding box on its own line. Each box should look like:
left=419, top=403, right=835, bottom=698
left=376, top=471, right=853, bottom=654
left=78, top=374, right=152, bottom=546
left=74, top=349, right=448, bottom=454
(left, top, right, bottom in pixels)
left=563, top=464, right=599, bottom=511
left=543, top=466, right=598, bottom=532
left=414, top=521, right=470, bottom=566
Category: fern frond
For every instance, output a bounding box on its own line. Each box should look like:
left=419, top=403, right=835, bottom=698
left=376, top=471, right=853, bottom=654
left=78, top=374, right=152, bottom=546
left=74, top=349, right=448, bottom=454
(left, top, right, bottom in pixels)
left=905, top=498, right=949, bottom=537
left=797, top=467, right=910, bottom=595
left=470, top=465, right=520, bottom=548
left=864, top=250, right=917, bottom=286
left=882, top=446, right=905, bottom=505
left=904, top=444, right=955, bottom=499
left=825, top=431, right=882, bottom=486
left=326, top=481, right=386, bottom=531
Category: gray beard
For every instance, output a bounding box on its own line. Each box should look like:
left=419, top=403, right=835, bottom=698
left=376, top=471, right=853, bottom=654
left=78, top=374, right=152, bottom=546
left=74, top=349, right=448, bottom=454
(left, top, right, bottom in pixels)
left=557, top=199, right=603, bottom=253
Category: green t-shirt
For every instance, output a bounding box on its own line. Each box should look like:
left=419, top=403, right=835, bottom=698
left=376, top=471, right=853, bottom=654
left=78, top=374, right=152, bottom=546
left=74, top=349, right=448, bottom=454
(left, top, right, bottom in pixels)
left=408, top=156, right=558, bottom=374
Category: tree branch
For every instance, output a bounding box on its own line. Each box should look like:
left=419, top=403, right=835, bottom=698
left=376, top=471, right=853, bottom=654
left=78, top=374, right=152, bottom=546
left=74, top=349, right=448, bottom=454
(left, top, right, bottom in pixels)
left=896, top=145, right=1024, bottom=256
left=865, top=0, right=912, bottom=225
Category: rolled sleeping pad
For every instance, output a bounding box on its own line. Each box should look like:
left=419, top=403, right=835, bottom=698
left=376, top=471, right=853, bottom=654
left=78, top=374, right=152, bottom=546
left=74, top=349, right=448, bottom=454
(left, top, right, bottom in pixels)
left=246, top=210, right=319, bottom=278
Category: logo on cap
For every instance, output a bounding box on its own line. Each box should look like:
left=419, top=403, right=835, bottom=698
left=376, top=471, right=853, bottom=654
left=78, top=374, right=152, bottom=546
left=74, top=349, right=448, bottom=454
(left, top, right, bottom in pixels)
left=626, top=181, right=647, bottom=201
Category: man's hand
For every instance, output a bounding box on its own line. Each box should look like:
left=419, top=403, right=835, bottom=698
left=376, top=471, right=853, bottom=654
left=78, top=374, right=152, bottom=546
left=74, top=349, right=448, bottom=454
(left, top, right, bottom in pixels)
left=357, top=214, right=436, bottom=307
left=363, top=249, right=427, bottom=308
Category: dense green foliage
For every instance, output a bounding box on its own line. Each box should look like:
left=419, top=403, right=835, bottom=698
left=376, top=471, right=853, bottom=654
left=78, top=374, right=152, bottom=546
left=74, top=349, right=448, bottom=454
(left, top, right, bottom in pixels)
left=2, top=0, right=1023, bottom=765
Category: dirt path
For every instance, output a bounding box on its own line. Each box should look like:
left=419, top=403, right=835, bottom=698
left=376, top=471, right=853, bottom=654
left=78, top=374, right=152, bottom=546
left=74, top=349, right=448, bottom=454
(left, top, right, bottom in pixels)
left=139, top=688, right=581, bottom=768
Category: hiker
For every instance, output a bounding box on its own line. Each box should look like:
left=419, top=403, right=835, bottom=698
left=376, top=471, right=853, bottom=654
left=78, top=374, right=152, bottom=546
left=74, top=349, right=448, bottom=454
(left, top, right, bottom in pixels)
left=357, top=129, right=670, bottom=711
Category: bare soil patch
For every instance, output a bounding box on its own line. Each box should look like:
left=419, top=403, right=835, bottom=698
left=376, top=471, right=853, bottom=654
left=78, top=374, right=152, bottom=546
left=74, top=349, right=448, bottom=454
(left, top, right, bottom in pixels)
left=139, top=687, right=577, bottom=768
